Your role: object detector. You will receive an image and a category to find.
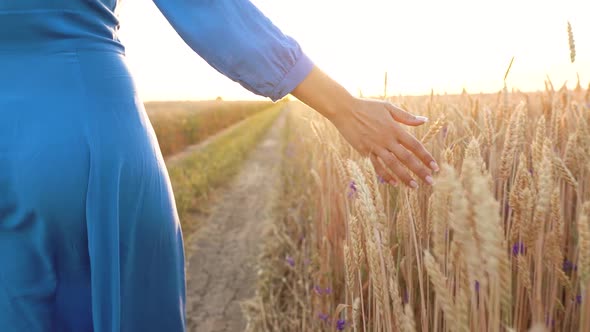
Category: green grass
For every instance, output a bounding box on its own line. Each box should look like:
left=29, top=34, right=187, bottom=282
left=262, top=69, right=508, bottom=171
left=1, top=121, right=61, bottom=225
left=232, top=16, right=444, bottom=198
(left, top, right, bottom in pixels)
left=167, top=103, right=283, bottom=234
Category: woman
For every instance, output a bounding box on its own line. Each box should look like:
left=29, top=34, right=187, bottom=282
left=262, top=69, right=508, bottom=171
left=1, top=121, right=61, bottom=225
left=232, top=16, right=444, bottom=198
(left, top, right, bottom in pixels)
left=0, top=0, right=437, bottom=331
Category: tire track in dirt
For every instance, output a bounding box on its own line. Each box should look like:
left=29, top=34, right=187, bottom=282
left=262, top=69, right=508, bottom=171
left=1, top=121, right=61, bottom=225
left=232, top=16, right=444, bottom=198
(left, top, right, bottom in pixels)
left=182, top=105, right=288, bottom=332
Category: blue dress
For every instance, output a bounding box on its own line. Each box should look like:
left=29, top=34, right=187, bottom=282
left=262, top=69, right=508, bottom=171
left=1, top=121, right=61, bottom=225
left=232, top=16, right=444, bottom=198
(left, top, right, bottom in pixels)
left=0, top=1, right=313, bottom=331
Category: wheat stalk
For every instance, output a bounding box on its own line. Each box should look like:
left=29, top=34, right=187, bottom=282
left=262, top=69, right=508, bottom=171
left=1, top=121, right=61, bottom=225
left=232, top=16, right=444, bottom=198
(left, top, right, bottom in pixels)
left=552, top=153, right=578, bottom=188
left=578, top=202, right=590, bottom=286
left=421, top=114, right=447, bottom=143
left=567, top=21, right=576, bottom=63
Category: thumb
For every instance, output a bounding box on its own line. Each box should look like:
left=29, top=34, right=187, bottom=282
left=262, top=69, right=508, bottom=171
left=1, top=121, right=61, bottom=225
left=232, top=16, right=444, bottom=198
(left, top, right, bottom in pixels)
left=385, top=103, right=428, bottom=126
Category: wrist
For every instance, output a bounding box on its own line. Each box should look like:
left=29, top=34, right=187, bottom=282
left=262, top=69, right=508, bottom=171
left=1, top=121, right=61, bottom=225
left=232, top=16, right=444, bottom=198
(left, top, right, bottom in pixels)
left=324, top=94, right=356, bottom=125
left=291, top=66, right=355, bottom=122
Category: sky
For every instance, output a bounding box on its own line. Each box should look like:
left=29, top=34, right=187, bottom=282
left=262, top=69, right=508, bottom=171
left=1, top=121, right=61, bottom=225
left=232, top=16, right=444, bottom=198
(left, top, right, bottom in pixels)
left=117, top=0, right=589, bottom=101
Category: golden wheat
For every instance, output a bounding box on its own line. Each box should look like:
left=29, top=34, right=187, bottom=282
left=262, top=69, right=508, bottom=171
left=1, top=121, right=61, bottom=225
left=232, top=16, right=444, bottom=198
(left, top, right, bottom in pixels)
left=248, top=81, right=590, bottom=332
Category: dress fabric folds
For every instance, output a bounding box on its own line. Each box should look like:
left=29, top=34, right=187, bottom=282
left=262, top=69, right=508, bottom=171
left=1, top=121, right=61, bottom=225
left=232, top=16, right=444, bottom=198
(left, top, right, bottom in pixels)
left=0, top=0, right=312, bottom=331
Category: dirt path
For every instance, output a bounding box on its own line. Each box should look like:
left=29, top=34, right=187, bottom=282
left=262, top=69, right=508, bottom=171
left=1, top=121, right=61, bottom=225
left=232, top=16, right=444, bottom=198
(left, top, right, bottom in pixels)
left=183, top=108, right=287, bottom=332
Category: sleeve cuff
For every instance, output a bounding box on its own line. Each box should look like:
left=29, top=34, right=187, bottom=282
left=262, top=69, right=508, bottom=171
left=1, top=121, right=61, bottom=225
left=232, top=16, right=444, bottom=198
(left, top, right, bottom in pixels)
left=268, top=52, right=314, bottom=102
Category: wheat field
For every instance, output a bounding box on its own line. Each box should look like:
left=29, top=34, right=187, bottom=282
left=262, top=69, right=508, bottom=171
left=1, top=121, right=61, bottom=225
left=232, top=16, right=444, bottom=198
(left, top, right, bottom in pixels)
left=245, top=82, right=590, bottom=331
left=146, top=100, right=272, bottom=157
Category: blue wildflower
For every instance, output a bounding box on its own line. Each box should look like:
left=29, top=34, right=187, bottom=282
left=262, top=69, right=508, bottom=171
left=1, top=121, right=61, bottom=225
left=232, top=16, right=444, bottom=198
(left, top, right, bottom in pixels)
left=336, top=319, right=346, bottom=331
left=318, top=313, right=329, bottom=323
left=314, top=285, right=323, bottom=295
left=545, top=314, right=555, bottom=327
left=285, top=255, right=295, bottom=267
left=475, top=281, right=480, bottom=293
left=563, top=259, right=578, bottom=272
left=347, top=181, right=358, bottom=199
left=563, top=260, right=572, bottom=271
left=512, top=242, right=525, bottom=256
left=313, top=285, right=332, bottom=296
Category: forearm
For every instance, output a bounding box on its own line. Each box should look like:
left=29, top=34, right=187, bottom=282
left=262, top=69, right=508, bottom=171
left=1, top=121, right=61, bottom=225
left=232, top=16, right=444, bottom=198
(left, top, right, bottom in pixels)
left=290, top=66, right=356, bottom=122
left=153, top=0, right=313, bottom=101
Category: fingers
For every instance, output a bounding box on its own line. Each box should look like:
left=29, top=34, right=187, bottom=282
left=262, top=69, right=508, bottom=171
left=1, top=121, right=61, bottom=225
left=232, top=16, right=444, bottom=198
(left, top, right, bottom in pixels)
left=375, top=148, right=418, bottom=188
left=397, top=131, right=440, bottom=172
left=370, top=153, right=398, bottom=187
left=385, top=103, right=428, bottom=127
left=389, top=143, right=434, bottom=185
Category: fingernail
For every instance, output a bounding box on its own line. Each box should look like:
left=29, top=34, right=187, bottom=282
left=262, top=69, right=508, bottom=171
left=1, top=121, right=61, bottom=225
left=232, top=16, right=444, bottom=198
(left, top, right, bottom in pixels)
left=425, top=176, right=434, bottom=185
left=389, top=180, right=398, bottom=187
left=409, top=180, right=419, bottom=189
left=415, top=116, right=429, bottom=123
left=430, top=161, right=440, bottom=172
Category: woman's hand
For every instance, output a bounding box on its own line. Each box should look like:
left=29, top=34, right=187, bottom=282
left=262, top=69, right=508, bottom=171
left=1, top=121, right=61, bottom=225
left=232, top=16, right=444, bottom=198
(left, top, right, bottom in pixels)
left=291, top=66, right=438, bottom=188
left=329, top=98, right=438, bottom=188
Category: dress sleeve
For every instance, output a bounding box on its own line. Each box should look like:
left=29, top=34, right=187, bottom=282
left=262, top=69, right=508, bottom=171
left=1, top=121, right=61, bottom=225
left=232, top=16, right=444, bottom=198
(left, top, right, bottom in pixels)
left=151, top=0, right=314, bottom=101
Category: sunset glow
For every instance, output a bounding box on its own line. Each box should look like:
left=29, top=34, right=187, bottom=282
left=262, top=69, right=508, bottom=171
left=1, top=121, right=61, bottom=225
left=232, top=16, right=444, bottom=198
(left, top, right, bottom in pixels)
left=117, top=0, right=589, bottom=101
